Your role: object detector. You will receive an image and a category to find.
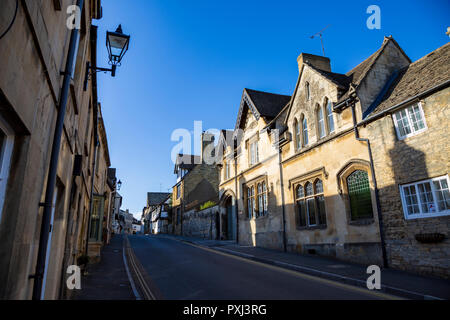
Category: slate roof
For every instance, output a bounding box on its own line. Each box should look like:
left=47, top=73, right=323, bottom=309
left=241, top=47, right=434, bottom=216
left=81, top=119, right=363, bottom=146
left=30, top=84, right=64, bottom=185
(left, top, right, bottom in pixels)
left=174, top=154, right=200, bottom=173
left=245, top=88, right=291, bottom=119
left=147, top=192, right=171, bottom=206
left=370, top=42, right=450, bottom=114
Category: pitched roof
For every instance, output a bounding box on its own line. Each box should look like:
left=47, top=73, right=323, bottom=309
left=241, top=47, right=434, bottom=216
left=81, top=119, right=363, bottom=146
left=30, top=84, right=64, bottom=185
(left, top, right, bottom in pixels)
left=369, top=42, right=450, bottom=115
left=334, top=36, right=411, bottom=105
left=147, top=192, right=171, bottom=206
left=174, top=154, right=200, bottom=173
left=245, top=88, right=291, bottom=119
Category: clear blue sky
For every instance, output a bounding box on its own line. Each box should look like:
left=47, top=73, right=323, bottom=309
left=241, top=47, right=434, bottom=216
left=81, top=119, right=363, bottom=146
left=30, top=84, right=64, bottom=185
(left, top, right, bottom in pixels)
left=94, top=0, right=449, bottom=217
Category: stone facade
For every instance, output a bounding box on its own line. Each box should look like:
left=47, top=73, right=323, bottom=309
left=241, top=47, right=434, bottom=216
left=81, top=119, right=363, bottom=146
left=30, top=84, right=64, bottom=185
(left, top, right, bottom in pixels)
left=182, top=205, right=219, bottom=239
left=0, top=0, right=116, bottom=299
left=217, top=37, right=450, bottom=277
left=171, top=134, right=220, bottom=236
left=364, top=87, right=450, bottom=278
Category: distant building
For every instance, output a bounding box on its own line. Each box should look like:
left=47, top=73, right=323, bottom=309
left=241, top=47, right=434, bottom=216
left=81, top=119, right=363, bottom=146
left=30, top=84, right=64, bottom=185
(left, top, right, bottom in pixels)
left=171, top=133, right=220, bottom=239
left=142, top=192, right=171, bottom=234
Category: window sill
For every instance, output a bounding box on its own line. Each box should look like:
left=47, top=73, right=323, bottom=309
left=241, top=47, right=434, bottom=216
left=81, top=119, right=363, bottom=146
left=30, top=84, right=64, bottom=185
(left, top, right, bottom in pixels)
left=348, top=218, right=374, bottom=226
left=296, top=224, right=327, bottom=231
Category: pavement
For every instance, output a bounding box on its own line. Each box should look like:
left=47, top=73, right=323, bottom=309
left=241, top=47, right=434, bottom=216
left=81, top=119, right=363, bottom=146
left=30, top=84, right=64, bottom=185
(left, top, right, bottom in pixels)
left=157, top=234, right=450, bottom=300
left=73, top=234, right=136, bottom=300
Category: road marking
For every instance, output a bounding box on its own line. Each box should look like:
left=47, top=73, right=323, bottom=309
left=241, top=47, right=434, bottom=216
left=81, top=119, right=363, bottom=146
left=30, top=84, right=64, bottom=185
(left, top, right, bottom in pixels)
left=122, top=242, right=142, bottom=300
left=175, top=239, right=404, bottom=300
left=123, top=236, right=157, bottom=300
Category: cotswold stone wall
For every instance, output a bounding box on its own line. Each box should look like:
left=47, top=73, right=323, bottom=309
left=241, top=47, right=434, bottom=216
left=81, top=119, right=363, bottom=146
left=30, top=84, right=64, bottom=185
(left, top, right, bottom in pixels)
left=182, top=206, right=219, bottom=239
left=364, top=87, right=450, bottom=279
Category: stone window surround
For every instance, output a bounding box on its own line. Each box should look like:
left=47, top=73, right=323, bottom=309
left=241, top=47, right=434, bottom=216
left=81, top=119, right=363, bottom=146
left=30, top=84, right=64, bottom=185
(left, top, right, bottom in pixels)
left=0, top=115, right=14, bottom=223
left=292, top=173, right=328, bottom=231
left=336, top=159, right=376, bottom=226
left=246, top=132, right=260, bottom=167
left=399, top=174, right=450, bottom=220
left=392, top=101, right=428, bottom=140
left=243, top=175, right=269, bottom=221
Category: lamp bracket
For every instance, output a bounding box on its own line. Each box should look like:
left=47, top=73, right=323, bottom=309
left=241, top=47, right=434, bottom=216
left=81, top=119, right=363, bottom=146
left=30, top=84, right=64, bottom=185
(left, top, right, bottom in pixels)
left=83, top=61, right=117, bottom=91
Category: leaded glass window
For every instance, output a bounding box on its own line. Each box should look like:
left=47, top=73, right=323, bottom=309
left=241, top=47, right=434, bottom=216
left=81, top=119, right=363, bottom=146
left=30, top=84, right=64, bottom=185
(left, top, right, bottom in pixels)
left=346, top=170, right=374, bottom=220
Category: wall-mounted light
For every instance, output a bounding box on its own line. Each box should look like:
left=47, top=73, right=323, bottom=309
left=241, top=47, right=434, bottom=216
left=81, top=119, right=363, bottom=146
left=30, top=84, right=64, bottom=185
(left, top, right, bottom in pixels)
left=84, top=25, right=130, bottom=91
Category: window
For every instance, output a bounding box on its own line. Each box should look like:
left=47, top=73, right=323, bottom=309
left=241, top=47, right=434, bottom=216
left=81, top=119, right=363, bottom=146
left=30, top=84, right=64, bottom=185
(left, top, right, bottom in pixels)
left=317, top=106, right=325, bottom=139
left=295, top=179, right=327, bottom=228
left=0, top=117, right=14, bottom=223
left=89, top=195, right=105, bottom=241
left=294, top=119, right=301, bottom=150
left=393, top=103, right=427, bottom=139
left=224, top=160, right=231, bottom=180
left=326, top=100, right=335, bottom=133
left=346, top=170, right=374, bottom=220
left=305, top=82, right=310, bottom=101
left=256, top=182, right=268, bottom=217
left=247, top=180, right=268, bottom=219
left=302, top=117, right=308, bottom=146
left=249, top=140, right=259, bottom=166
left=400, top=175, right=450, bottom=219
left=176, top=184, right=181, bottom=199
left=247, top=186, right=255, bottom=218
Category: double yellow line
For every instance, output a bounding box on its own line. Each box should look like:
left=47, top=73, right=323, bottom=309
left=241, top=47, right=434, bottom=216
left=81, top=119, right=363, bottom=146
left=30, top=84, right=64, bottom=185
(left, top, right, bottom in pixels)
left=124, top=236, right=156, bottom=300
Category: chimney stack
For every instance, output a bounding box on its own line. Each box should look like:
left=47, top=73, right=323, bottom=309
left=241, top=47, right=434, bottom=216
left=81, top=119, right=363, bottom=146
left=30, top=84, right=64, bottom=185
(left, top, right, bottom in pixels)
left=201, top=132, right=216, bottom=164
left=297, top=53, right=331, bottom=73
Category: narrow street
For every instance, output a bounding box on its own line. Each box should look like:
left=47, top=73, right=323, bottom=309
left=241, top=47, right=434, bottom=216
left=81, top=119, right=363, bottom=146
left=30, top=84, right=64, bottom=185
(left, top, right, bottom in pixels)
left=126, top=235, right=398, bottom=300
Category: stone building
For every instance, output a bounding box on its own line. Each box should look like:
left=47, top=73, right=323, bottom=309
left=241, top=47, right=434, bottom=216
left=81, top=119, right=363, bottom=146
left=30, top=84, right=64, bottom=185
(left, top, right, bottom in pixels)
left=218, top=36, right=449, bottom=277
left=142, top=192, right=171, bottom=234
left=356, top=42, right=450, bottom=278
left=171, top=133, right=220, bottom=237
left=0, top=0, right=116, bottom=299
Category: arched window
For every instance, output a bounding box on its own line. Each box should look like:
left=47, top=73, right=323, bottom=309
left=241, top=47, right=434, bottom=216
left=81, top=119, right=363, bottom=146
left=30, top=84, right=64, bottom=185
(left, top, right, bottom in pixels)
left=305, top=82, right=310, bottom=101
left=295, top=180, right=327, bottom=228
left=302, top=116, right=308, bottom=146
left=325, top=100, right=335, bottom=133
left=294, top=119, right=301, bottom=151
left=346, top=170, right=374, bottom=220
left=317, top=105, right=325, bottom=139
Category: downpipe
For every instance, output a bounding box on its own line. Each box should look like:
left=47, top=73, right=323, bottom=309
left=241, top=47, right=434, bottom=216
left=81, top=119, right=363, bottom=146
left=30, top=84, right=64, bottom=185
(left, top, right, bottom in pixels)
left=351, top=104, right=388, bottom=268
left=31, top=0, right=85, bottom=300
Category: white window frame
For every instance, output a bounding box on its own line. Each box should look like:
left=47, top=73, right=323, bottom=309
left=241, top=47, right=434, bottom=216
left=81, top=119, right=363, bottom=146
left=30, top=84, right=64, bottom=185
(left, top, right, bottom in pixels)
left=392, top=102, right=427, bottom=140
left=400, top=175, right=450, bottom=220
left=0, top=116, right=14, bottom=224
left=249, top=140, right=259, bottom=166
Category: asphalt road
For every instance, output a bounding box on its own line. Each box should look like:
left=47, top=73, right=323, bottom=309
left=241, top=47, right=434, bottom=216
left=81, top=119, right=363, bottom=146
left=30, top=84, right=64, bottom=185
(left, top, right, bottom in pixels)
left=128, top=235, right=399, bottom=300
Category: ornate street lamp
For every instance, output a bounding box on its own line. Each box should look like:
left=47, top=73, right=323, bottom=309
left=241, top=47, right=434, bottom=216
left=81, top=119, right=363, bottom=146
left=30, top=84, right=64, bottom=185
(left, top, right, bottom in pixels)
left=117, top=179, right=122, bottom=190
left=84, top=24, right=130, bottom=90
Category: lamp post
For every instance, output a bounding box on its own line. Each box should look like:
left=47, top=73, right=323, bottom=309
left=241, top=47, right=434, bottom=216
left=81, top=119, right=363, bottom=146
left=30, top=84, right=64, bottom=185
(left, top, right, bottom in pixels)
left=83, top=24, right=130, bottom=90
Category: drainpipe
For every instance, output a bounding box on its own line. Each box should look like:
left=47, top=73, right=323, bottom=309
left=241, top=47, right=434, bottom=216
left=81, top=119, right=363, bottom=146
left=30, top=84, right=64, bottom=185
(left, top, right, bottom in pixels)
left=277, top=143, right=287, bottom=252
left=31, top=0, right=84, bottom=300
left=350, top=104, right=388, bottom=268
left=84, top=109, right=99, bottom=257
left=234, top=145, right=239, bottom=243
